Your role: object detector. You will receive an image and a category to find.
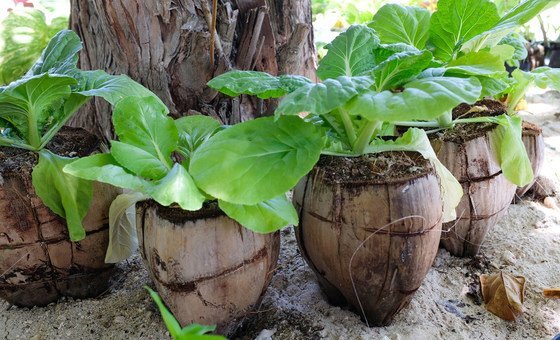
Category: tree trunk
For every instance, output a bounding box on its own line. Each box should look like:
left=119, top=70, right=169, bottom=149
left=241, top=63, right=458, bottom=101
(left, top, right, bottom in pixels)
left=69, top=0, right=316, bottom=142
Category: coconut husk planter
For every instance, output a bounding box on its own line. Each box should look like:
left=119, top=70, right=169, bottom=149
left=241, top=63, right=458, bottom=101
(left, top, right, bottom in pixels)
left=136, top=200, right=280, bottom=335
left=431, top=100, right=517, bottom=258
left=515, top=121, right=545, bottom=199
left=0, top=127, right=119, bottom=307
left=293, top=152, right=443, bottom=326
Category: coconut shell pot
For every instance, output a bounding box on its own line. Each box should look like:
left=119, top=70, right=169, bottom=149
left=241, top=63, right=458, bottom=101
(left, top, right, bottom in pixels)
left=431, top=100, right=517, bottom=258
left=136, top=200, right=280, bottom=335
left=0, top=127, right=119, bottom=307
left=515, top=121, right=545, bottom=199
left=293, top=152, right=443, bottom=326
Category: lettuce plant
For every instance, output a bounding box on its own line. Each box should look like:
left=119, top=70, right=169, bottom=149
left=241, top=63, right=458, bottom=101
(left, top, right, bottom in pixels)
left=64, top=95, right=324, bottom=262
left=368, top=0, right=560, bottom=187
left=208, top=24, right=488, bottom=223
left=0, top=29, right=161, bottom=241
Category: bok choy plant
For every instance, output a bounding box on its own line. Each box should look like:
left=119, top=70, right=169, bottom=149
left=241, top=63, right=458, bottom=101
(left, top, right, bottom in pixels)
left=208, top=24, right=486, bottom=223
left=368, top=0, right=560, bottom=187
left=0, top=29, right=161, bottom=241
left=64, top=95, right=325, bottom=262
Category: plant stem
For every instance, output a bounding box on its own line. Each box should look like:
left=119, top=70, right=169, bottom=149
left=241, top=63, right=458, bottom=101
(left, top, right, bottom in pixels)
left=337, top=108, right=357, bottom=146
left=436, top=110, right=454, bottom=128
left=394, top=121, right=440, bottom=128
left=27, top=114, right=41, bottom=150
left=353, top=121, right=381, bottom=155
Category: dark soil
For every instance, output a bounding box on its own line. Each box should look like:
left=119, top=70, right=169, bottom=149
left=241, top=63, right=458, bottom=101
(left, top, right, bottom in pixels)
left=316, top=151, right=432, bottom=185
left=436, top=99, right=506, bottom=143
left=0, top=126, right=100, bottom=173
left=139, top=200, right=224, bottom=224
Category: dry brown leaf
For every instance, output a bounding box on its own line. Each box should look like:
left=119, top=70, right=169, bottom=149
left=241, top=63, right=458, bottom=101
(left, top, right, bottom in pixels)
left=480, top=271, right=526, bottom=321
left=544, top=288, right=560, bottom=299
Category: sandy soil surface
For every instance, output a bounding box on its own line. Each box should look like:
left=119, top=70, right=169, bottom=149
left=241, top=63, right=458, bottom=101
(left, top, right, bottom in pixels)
left=1, top=90, right=559, bottom=340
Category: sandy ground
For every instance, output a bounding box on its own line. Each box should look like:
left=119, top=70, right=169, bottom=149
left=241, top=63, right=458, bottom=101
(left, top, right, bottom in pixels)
left=1, top=90, right=559, bottom=340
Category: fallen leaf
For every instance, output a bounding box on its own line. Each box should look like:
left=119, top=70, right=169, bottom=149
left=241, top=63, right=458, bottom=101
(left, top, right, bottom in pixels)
left=544, top=288, right=560, bottom=299
left=480, top=271, right=526, bottom=321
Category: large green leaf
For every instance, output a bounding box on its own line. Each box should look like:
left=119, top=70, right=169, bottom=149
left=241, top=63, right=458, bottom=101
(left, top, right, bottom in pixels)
left=26, top=29, right=81, bottom=77
left=147, top=164, right=206, bottom=211
left=207, top=71, right=311, bottom=99
left=63, top=153, right=149, bottom=193
left=0, top=73, right=75, bottom=148
left=219, top=195, right=298, bottom=234
left=364, top=128, right=463, bottom=222
left=445, top=50, right=509, bottom=77
left=429, top=0, right=501, bottom=61
left=190, top=116, right=325, bottom=205
left=346, top=77, right=482, bottom=122
left=175, top=115, right=222, bottom=166
left=105, top=192, right=147, bottom=263
left=317, top=25, right=380, bottom=80
left=77, top=70, right=166, bottom=108
left=32, top=150, right=93, bottom=241
left=275, top=76, right=374, bottom=116
left=369, top=4, right=431, bottom=49
left=372, top=50, right=433, bottom=91
left=488, top=115, right=533, bottom=187
left=461, top=0, right=560, bottom=54
left=111, top=96, right=176, bottom=180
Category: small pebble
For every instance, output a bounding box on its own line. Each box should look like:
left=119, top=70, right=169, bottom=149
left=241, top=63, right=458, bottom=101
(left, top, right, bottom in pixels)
left=501, top=250, right=517, bottom=265
left=544, top=197, right=557, bottom=209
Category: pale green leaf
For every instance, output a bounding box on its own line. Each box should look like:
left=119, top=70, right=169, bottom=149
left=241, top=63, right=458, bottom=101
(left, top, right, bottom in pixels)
left=63, top=153, right=150, bottom=193
left=489, top=115, right=533, bottom=186
left=111, top=96, right=176, bottom=180
left=372, top=50, right=433, bottom=91
left=32, top=150, right=93, bottom=241
left=105, top=192, right=147, bottom=263
left=461, top=0, right=560, bottom=54
left=364, top=128, right=463, bottom=222
left=148, top=164, right=206, bottom=211
left=190, top=116, right=325, bottom=205
left=175, top=115, right=222, bottom=165
left=346, top=77, right=482, bottom=122
left=317, top=25, right=380, bottom=80
left=275, top=76, right=374, bottom=116
left=369, top=4, right=431, bottom=49
left=219, top=195, right=298, bottom=234
left=445, top=50, right=509, bottom=77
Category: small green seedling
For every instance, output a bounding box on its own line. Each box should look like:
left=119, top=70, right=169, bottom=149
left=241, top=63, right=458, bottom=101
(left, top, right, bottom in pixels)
left=145, top=287, right=226, bottom=340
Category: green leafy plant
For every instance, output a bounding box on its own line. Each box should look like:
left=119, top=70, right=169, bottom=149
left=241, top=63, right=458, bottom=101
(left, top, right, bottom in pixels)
left=367, top=0, right=560, bottom=187
left=0, top=29, right=162, bottom=241
left=0, top=2, right=68, bottom=84
left=64, top=88, right=325, bottom=262
left=145, top=287, right=226, bottom=340
left=207, top=24, right=492, bottom=222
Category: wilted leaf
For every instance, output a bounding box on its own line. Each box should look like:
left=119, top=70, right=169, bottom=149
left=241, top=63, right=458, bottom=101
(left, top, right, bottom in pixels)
left=480, top=271, right=526, bottom=321
left=543, top=288, right=560, bottom=299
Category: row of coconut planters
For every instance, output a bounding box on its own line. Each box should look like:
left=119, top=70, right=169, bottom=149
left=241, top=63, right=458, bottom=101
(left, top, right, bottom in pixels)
left=1, top=0, right=560, bottom=337
left=207, top=0, right=560, bottom=327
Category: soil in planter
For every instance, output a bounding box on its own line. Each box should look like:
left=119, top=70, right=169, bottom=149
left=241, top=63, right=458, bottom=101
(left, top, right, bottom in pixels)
left=0, top=127, right=119, bottom=307
left=431, top=99, right=517, bottom=257
left=294, top=152, right=443, bottom=327
left=136, top=200, right=280, bottom=336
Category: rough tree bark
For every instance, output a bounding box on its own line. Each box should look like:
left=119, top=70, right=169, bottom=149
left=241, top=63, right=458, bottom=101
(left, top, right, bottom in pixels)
left=69, top=0, right=316, bottom=142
